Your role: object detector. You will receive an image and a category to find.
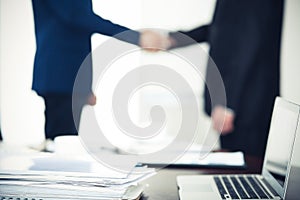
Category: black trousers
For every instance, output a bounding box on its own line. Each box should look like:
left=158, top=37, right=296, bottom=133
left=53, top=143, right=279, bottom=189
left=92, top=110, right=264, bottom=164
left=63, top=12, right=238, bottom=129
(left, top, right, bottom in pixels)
left=41, top=94, right=86, bottom=140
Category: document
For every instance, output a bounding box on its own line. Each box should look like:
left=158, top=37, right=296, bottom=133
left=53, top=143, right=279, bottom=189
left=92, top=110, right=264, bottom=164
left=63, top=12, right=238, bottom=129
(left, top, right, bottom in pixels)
left=0, top=168, right=154, bottom=199
left=140, top=151, right=246, bottom=168
left=0, top=147, right=155, bottom=199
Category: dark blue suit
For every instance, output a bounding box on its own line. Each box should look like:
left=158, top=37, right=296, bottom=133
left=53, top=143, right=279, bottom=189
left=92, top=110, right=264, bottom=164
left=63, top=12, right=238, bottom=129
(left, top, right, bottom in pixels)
left=32, top=0, right=139, bottom=95
left=32, top=0, right=140, bottom=139
left=171, top=0, right=283, bottom=157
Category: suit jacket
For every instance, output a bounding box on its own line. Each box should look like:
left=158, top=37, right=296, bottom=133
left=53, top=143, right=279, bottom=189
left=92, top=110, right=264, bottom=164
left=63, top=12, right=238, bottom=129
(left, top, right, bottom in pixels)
left=171, top=0, right=283, bottom=156
left=32, top=0, right=140, bottom=96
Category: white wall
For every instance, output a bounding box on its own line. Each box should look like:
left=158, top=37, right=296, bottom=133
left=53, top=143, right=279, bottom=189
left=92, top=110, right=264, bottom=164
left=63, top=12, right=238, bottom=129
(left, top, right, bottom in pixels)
left=0, top=0, right=44, bottom=145
left=281, top=0, right=300, bottom=105
left=281, top=0, right=300, bottom=166
left=139, top=0, right=218, bottom=148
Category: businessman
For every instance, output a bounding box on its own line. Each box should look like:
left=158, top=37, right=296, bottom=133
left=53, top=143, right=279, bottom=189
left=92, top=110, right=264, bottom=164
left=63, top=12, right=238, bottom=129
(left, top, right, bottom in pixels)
left=31, top=0, right=163, bottom=146
left=169, top=0, right=284, bottom=157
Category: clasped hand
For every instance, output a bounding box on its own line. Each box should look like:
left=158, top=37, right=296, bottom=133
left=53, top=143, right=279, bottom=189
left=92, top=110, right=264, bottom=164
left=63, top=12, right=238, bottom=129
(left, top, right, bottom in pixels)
left=139, top=30, right=174, bottom=52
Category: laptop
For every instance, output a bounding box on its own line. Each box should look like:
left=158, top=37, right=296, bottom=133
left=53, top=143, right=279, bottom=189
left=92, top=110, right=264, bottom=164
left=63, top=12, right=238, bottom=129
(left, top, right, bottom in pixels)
left=177, top=97, right=300, bottom=200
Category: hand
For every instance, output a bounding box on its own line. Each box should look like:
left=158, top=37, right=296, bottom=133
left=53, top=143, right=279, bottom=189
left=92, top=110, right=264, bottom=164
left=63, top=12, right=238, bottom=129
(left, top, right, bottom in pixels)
left=166, top=36, right=177, bottom=49
left=87, top=93, right=97, bottom=106
left=139, top=30, right=171, bottom=51
left=211, top=106, right=235, bottom=135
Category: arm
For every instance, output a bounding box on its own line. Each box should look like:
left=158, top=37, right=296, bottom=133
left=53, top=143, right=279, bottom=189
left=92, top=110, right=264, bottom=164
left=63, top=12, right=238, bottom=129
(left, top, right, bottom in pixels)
left=169, top=25, right=211, bottom=48
left=43, top=0, right=140, bottom=44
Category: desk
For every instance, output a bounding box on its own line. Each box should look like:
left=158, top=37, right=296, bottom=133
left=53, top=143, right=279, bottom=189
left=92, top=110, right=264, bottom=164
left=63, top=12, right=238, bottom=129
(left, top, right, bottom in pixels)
left=0, top=145, right=265, bottom=199
left=141, top=155, right=263, bottom=200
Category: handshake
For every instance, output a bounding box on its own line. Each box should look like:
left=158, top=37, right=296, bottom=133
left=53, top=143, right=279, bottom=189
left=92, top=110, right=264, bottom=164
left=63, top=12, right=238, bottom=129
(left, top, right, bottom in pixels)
left=139, top=30, right=176, bottom=52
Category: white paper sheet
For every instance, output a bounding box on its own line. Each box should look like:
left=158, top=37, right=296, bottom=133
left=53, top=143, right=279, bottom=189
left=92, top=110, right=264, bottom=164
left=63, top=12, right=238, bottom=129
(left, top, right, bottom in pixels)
left=141, top=151, right=245, bottom=167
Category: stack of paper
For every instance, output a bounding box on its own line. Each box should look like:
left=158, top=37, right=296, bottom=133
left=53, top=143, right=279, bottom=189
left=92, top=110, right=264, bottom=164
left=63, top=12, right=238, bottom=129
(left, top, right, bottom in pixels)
left=0, top=148, right=155, bottom=199
left=0, top=168, right=155, bottom=199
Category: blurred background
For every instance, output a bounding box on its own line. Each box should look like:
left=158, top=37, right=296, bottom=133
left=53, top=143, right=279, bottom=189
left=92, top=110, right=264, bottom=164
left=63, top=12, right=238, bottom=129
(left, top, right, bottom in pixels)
left=0, top=0, right=299, bottom=158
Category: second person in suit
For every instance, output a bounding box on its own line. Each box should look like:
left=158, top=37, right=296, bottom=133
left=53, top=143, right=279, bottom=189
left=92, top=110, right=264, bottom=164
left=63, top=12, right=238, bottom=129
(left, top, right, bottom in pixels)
left=168, top=0, right=284, bottom=157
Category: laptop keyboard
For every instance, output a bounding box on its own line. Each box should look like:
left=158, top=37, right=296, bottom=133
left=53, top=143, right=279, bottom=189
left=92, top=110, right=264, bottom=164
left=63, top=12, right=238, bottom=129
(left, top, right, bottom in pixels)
left=214, top=175, right=276, bottom=199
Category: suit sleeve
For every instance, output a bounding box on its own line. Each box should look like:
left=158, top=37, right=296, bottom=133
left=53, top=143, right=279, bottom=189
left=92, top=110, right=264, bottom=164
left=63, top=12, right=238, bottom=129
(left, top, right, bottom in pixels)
left=43, top=0, right=140, bottom=45
left=169, top=25, right=211, bottom=48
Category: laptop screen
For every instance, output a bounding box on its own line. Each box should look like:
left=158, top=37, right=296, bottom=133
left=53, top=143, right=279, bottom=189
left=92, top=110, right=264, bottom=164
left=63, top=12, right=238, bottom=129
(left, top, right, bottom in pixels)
left=263, top=98, right=299, bottom=192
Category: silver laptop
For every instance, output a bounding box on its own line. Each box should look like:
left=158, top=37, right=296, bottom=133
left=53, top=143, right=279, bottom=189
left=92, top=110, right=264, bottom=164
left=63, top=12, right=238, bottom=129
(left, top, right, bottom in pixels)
left=177, top=97, right=300, bottom=200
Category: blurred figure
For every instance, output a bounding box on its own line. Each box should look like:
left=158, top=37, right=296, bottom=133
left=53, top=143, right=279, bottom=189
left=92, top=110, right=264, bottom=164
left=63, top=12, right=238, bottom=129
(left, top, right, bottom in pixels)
left=31, top=0, right=164, bottom=146
left=169, top=0, right=284, bottom=157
